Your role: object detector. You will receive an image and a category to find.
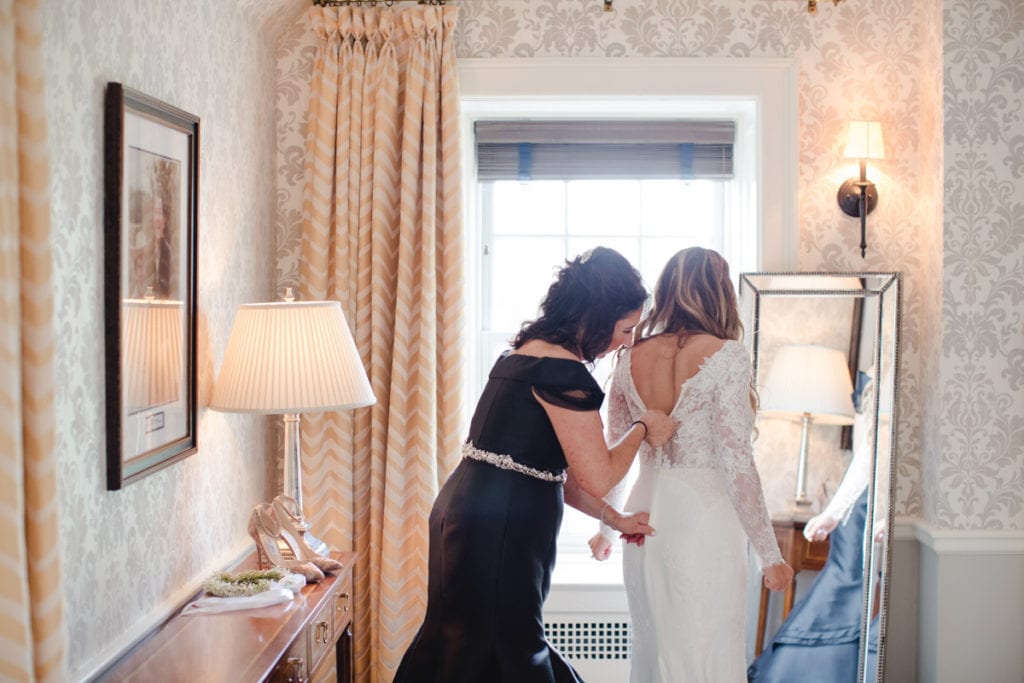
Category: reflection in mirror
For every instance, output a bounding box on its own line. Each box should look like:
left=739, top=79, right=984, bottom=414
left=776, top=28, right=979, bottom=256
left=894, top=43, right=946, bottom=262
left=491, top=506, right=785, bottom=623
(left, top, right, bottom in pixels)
left=740, top=273, right=899, bottom=683
left=120, top=294, right=188, bottom=462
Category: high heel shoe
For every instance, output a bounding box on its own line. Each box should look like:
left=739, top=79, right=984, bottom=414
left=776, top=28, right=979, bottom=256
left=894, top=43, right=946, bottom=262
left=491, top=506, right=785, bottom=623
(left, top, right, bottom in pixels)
left=272, top=495, right=343, bottom=574
left=248, top=503, right=325, bottom=583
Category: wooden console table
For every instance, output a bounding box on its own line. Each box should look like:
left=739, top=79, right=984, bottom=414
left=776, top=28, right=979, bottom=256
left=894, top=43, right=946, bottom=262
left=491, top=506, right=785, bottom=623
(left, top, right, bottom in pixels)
left=102, top=551, right=355, bottom=682
left=754, top=519, right=829, bottom=656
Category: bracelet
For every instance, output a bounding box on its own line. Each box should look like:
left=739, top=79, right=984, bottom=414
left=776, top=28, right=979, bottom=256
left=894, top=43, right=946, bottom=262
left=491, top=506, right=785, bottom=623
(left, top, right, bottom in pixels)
left=629, top=419, right=649, bottom=440
left=599, top=503, right=611, bottom=526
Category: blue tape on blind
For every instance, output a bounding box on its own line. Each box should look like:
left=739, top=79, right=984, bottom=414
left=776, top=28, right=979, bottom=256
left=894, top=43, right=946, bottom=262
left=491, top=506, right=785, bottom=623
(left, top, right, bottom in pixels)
left=679, top=143, right=695, bottom=179
left=518, top=143, right=533, bottom=181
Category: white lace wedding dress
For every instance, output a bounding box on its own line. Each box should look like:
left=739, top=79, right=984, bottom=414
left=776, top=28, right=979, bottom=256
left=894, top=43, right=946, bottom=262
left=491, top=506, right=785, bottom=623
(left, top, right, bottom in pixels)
left=600, top=340, right=783, bottom=683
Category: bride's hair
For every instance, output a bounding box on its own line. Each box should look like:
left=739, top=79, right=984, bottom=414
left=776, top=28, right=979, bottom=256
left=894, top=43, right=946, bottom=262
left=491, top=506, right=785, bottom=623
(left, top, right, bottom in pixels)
left=637, top=246, right=742, bottom=343
left=637, top=247, right=757, bottom=415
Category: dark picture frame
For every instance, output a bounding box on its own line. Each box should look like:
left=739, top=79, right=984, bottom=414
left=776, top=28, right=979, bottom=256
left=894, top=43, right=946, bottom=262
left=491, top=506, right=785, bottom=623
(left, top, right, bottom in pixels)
left=104, top=83, right=199, bottom=490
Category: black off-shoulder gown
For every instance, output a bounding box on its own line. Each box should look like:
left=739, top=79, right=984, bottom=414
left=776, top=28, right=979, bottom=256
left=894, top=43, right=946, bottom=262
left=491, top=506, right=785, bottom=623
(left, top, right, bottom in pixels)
left=394, top=353, right=603, bottom=682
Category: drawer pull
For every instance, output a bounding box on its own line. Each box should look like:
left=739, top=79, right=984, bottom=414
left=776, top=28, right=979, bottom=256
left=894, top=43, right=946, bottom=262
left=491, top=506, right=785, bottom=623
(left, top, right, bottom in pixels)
left=315, top=620, right=330, bottom=644
left=337, top=591, right=350, bottom=613
left=284, top=656, right=305, bottom=683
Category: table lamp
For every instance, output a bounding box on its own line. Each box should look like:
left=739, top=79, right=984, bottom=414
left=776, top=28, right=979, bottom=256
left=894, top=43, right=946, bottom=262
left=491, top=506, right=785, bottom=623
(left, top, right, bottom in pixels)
left=210, top=289, right=375, bottom=556
left=760, top=344, right=855, bottom=509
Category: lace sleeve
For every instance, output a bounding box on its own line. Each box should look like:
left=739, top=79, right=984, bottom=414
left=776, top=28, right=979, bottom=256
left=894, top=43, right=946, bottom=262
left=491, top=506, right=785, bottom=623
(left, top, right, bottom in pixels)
left=823, top=409, right=873, bottom=523
left=714, top=344, right=783, bottom=568
left=599, top=358, right=633, bottom=540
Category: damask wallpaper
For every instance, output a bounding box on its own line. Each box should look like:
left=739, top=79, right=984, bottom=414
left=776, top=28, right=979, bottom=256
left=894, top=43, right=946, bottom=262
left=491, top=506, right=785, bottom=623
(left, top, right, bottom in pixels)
left=43, top=1, right=278, bottom=677
left=275, top=0, right=952, bottom=525
left=940, top=0, right=1024, bottom=529
left=37, top=0, right=1022, bottom=676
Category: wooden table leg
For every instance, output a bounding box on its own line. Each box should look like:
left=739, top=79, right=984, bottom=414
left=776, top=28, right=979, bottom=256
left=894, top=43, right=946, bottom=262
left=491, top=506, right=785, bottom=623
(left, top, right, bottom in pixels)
left=782, top=576, right=797, bottom=618
left=336, top=623, right=353, bottom=683
left=755, top=583, right=770, bottom=656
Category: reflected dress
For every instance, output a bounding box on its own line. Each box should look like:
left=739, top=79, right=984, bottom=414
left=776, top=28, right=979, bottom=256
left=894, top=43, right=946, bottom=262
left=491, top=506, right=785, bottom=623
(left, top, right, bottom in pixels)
left=748, top=397, right=880, bottom=683
left=394, top=352, right=603, bottom=683
left=600, top=341, right=783, bottom=682
left=747, top=493, right=878, bottom=683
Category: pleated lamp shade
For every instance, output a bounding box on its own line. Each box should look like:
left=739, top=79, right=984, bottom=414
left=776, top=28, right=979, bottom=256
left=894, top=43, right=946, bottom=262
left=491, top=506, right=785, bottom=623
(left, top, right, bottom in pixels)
left=122, top=298, right=184, bottom=411
left=760, top=344, right=856, bottom=426
left=210, top=300, right=375, bottom=414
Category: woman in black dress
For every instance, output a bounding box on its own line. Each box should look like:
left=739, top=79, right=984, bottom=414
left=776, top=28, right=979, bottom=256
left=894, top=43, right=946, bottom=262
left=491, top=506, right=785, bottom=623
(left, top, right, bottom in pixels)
left=395, top=247, right=676, bottom=682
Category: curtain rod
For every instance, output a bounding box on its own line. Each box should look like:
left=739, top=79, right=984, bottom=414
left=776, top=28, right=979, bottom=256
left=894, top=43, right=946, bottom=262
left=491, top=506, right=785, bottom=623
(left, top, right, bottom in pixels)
left=312, top=0, right=446, bottom=6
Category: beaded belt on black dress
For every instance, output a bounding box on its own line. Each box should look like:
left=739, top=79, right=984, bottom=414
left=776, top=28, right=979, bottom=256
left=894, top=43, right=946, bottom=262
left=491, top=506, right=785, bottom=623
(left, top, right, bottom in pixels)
left=462, top=442, right=567, bottom=483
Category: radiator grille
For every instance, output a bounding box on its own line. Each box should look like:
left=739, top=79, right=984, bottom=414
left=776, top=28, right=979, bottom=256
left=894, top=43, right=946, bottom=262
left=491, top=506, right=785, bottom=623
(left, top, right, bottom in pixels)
left=544, top=621, right=632, bottom=660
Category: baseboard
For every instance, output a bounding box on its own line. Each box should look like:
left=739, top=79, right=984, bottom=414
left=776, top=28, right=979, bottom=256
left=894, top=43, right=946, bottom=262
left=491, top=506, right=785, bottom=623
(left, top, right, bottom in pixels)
left=911, top=518, right=1024, bottom=555
left=74, top=540, right=254, bottom=683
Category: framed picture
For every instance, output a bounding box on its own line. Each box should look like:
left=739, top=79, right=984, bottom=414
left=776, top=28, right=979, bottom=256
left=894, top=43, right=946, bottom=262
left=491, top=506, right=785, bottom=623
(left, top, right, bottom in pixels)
left=104, top=83, right=199, bottom=490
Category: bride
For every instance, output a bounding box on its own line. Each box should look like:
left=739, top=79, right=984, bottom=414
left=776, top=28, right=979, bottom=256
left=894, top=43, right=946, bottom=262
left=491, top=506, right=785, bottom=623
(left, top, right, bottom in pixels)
left=587, top=247, right=793, bottom=682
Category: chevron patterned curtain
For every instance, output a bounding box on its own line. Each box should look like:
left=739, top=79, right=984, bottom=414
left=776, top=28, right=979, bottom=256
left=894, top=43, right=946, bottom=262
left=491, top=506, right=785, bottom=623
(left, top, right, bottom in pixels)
left=0, top=1, right=68, bottom=681
left=299, top=4, right=464, bottom=681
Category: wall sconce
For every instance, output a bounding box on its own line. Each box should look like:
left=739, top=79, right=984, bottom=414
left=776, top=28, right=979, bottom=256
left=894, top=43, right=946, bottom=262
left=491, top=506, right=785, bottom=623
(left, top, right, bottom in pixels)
left=837, top=120, right=885, bottom=258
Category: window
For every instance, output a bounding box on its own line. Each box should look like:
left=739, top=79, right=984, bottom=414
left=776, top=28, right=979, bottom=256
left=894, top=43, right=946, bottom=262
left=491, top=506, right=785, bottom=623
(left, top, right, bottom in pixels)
left=459, top=58, right=798, bottom=584
left=478, top=170, right=738, bottom=585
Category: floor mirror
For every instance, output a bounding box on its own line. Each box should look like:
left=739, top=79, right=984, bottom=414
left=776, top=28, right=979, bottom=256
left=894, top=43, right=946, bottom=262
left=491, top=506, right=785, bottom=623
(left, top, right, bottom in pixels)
left=739, top=272, right=900, bottom=683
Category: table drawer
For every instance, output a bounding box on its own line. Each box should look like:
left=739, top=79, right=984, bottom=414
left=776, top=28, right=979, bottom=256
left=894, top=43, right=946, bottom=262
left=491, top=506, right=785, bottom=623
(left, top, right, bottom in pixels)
left=269, top=637, right=309, bottom=683
left=333, top=571, right=353, bottom=637
left=309, top=593, right=335, bottom=673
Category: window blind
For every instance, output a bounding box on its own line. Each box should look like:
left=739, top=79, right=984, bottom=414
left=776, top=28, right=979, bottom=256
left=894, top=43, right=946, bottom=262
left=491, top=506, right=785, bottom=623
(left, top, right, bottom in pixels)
left=475, top=120, right=735, bottom=181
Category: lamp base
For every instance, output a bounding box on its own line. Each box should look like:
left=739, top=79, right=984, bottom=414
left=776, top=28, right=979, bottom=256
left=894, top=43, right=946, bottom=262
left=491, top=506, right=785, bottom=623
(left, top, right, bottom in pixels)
left=302, top=528, right=330, bottom=558
left=275, top=525, right=331, bottom=559
left=790, top=498, right=814, bottom=522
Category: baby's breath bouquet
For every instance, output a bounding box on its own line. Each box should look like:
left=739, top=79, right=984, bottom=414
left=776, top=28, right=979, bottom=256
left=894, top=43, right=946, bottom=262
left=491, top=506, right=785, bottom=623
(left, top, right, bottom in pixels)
left=203, top=568, right=287, bottom=598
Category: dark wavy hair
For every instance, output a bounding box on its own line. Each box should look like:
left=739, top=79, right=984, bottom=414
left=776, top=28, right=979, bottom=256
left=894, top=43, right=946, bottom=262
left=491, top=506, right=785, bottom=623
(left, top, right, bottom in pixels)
left=512, top=247, right=647, bottom=363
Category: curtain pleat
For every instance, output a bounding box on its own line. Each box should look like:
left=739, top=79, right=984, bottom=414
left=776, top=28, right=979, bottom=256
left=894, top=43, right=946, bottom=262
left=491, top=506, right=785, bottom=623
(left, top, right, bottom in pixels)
left=299, top=6, right=463, bottom=681
left=0, top=0, right=68, bottom=681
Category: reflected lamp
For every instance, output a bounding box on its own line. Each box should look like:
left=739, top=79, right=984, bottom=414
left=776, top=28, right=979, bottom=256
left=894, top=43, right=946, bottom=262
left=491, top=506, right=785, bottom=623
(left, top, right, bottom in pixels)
left=760, top=344, right=855, bottom=509
left=210, top=289, right=375, bottom=556
left=122, top=295, right=184, bottom=412
left=837, top=120, right=885, bottom=258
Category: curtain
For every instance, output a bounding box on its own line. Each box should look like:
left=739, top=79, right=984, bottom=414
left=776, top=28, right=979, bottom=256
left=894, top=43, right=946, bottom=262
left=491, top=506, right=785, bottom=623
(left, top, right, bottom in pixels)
left=0, top=0, right=68, bottom=681
left=299, top=5, right=463, bottom=681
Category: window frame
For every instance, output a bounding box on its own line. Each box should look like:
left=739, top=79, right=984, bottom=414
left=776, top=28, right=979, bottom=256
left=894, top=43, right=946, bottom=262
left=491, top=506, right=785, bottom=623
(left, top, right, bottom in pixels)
left=458, top=58, right=798, bottom=584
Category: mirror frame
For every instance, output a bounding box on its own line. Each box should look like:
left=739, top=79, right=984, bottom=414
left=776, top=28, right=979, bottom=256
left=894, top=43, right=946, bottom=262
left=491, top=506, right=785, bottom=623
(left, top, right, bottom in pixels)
left=103, top=83, right=200, bottom=489
left=739, top=271, right=900, bottom=683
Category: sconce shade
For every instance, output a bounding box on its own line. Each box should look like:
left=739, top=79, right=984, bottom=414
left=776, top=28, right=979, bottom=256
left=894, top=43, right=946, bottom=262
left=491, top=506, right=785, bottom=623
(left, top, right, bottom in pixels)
left=210, top=300, right=375, bottom=414
left=843, top=121, right=885, bottom=160
left=122, top=298, right=184, bottom=411
left=760, top=344, right=855, bottom=426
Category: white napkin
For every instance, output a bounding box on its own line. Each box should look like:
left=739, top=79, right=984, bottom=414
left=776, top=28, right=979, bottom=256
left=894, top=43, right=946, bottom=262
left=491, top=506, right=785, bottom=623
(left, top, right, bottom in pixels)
left=181, top=574, right=307, bottom=615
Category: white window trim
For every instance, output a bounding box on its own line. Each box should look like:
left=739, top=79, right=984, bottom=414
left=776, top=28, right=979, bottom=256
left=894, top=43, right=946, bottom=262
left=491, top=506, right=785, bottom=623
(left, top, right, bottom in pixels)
left=457, top=58, right=799, bottom=584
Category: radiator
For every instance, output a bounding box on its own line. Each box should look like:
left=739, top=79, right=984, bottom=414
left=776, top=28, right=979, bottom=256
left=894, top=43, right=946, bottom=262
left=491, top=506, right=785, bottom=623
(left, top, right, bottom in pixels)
left=544, top=582, right=632, bottom=681
left=545, top=620, right=632, bottom=660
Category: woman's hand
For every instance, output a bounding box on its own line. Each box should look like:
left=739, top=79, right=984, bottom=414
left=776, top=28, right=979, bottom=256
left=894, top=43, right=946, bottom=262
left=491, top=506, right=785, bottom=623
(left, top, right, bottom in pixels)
left=638, top=409, right=677, bottom=448
left=589, top=533, right=614, bottom=561
left=803, top=513, right=839, bottom=542
left=762, top=562, right=794, bottom=592
left=612, top=510, right=654, bottom=537
left=873, top=517, right=888, bottom=543
left=602, top=506, right=655, bottom=536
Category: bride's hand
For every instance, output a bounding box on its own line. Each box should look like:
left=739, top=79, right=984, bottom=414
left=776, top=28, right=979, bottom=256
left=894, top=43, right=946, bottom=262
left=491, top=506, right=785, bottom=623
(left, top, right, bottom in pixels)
left=762, top=562, right=794, bottom=592
left=639, top=409, right=676, bottom=448
left=589, top=533, right=614, bottom=561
